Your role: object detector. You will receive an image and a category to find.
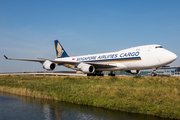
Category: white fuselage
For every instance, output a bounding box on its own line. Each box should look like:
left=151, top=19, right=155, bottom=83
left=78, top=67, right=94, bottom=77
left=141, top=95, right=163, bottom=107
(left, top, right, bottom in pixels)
left=55, top=44, right=177, bottom=71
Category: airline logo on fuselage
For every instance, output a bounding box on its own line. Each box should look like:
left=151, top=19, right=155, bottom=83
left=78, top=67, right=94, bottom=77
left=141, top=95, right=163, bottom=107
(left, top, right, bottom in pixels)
left=76, top=51, right=140, bottom=61
left=57, top=43, right=64, bottom=58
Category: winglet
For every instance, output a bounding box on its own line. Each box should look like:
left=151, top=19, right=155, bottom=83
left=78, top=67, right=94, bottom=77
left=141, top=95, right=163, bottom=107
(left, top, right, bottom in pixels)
left=54, top=40, right=69, bottom=58
left=3, top=55, right=8, bottom=60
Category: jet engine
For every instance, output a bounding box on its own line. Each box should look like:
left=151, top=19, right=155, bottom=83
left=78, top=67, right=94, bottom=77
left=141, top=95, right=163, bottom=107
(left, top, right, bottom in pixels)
left=126, top=70, right=140, bottom=74
left=77, top=63, right=95, bottom=74
left=43, top=60, right=56, bottom=70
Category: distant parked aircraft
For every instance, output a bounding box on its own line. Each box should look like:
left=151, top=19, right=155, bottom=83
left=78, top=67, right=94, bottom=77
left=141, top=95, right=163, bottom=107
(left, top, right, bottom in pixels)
left=4, top=40, right=177, bottom=76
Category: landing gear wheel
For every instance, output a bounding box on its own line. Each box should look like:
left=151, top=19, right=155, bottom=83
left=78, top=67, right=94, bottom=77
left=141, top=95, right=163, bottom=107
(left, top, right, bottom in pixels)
left=108, top=71, right=116, bottom=76
left=151, top=73, right=157, bottom=76
left=87, top=73, right=96, bottom=76
left=97, top=74, right=104, bottom=76
left=151, top=68, right=158, bottom=76
left=108, top=74, right=115, bottom=76
left=96, top=71, right=104, bottom=76
left=87, top=71, right=104, bottom=76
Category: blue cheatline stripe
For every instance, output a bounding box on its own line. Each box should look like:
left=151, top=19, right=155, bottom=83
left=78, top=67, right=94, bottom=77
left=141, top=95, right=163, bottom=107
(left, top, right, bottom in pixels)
left=81, top=57, right=141, bottom=62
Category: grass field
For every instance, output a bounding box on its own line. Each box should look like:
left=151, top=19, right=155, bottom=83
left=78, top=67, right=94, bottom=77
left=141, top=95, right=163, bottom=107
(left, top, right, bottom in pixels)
left=0, top=75, right=180, bottom=119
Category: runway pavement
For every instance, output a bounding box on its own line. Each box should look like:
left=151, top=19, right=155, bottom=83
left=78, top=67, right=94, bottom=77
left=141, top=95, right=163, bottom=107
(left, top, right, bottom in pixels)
left=0, top=72, right=87, bottom=76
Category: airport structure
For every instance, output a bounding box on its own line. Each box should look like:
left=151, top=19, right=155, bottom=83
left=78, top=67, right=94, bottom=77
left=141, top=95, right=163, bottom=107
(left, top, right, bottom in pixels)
left=102, top=66, right=180, bottom=76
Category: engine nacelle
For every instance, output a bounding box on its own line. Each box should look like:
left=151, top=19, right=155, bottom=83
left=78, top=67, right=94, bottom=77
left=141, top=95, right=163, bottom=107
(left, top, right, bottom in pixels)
left=43, top=60, right=56, bottom=71
left=77, top=63, right=95, bottom=74
left=126, top=70, right=140, bottom=74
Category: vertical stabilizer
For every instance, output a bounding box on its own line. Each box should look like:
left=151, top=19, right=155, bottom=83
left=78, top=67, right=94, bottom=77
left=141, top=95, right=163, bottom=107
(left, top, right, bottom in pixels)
left=54, top=40, right=69, bottom=58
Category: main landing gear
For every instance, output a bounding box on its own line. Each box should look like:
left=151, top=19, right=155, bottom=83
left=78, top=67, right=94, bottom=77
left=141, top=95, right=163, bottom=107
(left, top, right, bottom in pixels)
left=87, top=71, right=116, bottom=76
left=108, top=71, right=116, bottom=76
left=87, top=71, right=104, bottom=76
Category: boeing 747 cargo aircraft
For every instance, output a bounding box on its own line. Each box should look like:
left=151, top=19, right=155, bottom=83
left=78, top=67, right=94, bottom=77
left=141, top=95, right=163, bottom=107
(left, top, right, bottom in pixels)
left=4, top=40, right=177, bottom=76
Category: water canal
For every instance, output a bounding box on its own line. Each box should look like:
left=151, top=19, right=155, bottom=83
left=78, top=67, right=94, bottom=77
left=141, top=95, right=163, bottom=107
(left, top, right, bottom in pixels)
left=0, top=92, right=171, bottom=120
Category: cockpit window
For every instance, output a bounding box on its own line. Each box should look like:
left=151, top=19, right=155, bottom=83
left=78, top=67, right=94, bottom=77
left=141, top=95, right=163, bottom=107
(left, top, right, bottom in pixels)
left=155, top=46, right=163, bottom=48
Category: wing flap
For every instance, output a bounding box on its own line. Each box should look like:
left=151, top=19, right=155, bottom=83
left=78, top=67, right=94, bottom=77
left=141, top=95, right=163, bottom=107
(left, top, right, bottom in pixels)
left=50, top=60, right=117, bottom=68
left=87, top=62, right=117, bottom=68
left=50, top=60, right=79, bottom=65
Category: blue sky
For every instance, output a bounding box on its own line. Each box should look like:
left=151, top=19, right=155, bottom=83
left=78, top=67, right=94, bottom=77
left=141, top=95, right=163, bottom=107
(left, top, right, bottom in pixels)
left=1, top=0, right=180, bottom=72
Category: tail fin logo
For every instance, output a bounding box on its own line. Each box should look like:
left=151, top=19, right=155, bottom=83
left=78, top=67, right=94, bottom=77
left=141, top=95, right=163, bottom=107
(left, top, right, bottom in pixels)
left=54, top=40, right=69, bottom=58
left=57, top=43, right=64, bottom=58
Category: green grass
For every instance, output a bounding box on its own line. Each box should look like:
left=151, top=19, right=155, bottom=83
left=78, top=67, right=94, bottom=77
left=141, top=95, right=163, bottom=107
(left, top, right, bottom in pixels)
left=0, top=75, right=180, bottom=119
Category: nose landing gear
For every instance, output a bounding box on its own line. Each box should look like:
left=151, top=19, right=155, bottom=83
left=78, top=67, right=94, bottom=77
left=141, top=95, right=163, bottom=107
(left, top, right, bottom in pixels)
left=151, top=68, right=158, bottom=76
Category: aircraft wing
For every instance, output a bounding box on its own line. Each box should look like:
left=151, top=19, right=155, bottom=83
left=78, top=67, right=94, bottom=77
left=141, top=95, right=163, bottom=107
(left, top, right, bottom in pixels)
left=4, top=55, right=117, bottom=68
left=3, top=55, right=45, bottom=62
left=51, top=60, right=116, bottom=68
left=3, top=55, right=78, bottom=64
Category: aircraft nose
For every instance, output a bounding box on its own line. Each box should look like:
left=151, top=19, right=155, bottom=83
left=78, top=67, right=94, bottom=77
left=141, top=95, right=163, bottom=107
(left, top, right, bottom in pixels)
left=158, top=50, right=177, bottom=64
left=170, top=52, right=177, bottom=61
left=165, top=51, right=177, bottom=63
